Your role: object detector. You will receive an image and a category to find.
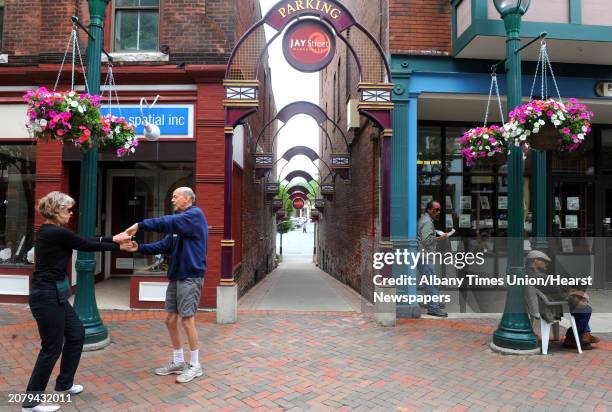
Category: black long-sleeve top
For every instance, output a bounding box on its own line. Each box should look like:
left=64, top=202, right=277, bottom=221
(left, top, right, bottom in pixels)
left=32, top=224, right=119, bottom=290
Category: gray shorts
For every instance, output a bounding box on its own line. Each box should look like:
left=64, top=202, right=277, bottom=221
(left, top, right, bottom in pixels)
left=165, top=277, right=204, bottom=317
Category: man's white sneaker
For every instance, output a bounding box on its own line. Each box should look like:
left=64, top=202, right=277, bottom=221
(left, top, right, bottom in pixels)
left=21, top=405, right=61, bottom=412
left=176, top=364, right=203, bottom=383
left=55, top=384, right=83, bottom=395
left=155, top=361, right=188, bottom=376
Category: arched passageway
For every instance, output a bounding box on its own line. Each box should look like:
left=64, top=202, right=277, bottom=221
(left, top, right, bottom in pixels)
left=219, top=0, right=394, bottom=322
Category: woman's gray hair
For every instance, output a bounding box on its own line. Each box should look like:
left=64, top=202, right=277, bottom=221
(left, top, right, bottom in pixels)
left=178, top=187, right=196, bottom=203
left=37, top=191, right=75, bottom=221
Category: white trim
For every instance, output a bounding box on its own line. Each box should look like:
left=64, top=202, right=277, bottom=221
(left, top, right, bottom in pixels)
left=0, top=274, right=29, bottom=295
left=102, top=52, right=169, bottom=63
left=0, top=54, right=8, bottom=64
left=0, top=84, right=198, bottom=92
left=138, top=281, right=168, bottom=302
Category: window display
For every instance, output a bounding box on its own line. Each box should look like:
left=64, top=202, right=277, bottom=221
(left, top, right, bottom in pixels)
left=0, top=144, right=36, bottom=266
left=552, top=181, right=594, bottom=238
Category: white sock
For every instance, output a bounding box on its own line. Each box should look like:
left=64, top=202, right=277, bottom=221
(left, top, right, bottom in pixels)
left=173, top=348, right=184, bottom=364
left=190, top=349, right=199, bottom=367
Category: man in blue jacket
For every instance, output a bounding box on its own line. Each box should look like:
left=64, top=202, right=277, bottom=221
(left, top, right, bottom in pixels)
left=122, top=187, right=208, bottom=383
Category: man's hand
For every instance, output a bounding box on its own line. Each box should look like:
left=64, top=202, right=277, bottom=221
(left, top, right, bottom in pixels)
left=112, top=232, right=132, bottom=244
left=120, top=241, right=138, bottom=253
left=125, top=223, right=139, bottom=237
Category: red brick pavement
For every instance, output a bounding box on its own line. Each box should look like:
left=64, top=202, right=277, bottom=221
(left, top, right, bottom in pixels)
left=1, top=304, right=611, bottom=411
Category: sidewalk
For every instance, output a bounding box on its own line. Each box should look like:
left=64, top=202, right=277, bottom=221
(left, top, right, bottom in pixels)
left=1, top=304, right=610, bottom=411
left=3, top=231, right=610, bottom=410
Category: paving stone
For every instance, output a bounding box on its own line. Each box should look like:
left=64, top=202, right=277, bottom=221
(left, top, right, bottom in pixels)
left=0, top=304, right=610, bottom=411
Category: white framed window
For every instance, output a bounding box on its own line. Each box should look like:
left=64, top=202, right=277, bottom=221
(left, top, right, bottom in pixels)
left=113, top=0, right=160, bottom=52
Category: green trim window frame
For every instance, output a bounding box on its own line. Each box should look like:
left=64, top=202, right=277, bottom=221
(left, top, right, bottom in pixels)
left=113, top=0, right=160, bottom=52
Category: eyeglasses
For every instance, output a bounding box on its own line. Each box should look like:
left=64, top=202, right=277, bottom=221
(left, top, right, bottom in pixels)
left=432, top=208, right=441, bottom=212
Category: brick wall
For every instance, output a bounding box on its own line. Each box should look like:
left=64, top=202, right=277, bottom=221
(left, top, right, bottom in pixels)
left=389, top=0, right=451, bottom=55
left=160, top=0, right=232, bottom=56
left=234, top=68, right=277, bottom=298
left=317, top=0, right=385, bottom=297
left=1, top=0, right=262, bottom=64
left=1, top=0, right=41, bottom=56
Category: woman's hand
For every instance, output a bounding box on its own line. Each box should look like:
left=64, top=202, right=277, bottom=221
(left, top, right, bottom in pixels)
left=113, top=232, right=132, bottom=244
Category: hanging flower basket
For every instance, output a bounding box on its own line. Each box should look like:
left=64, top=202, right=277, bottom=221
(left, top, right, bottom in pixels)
left=98, top=114, right=138, bottom=158
left=24, top=87, right=103, bottom=150
left=503, top=99, right=593, bottom=152
left=459, top=125, right=508, bottom=167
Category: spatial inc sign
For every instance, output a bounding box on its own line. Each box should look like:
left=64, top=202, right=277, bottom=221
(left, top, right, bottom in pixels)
left=101, top=104, right=194, bottom=138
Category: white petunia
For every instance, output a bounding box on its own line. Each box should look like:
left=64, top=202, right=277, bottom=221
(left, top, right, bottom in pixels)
left=40, top=119, right=47, bottom=127
left=538, top=119, right=545, bottom=125
left=582, top=126, right=588, bottom=132
left=77, top=105, right=84, bottom=114
left=70, top=100, right=78, bottom=108
left=553, top=120, right=561, bottom=126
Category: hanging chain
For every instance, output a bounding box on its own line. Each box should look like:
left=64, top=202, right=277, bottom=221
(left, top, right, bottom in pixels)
left=53, top=26, right=89, bottom=93
left=484, top=72, right=504, bottom=127
left=543, top=44, right=562, bottom=101
left=529, top=40, right=562, bottom=102
left=101, top=64, right=122, bottom=118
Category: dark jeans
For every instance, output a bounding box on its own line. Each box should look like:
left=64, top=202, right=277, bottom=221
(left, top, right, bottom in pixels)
left=566, top=304, right=592, bottom=338
left=24, top=289, right=85, bottom=407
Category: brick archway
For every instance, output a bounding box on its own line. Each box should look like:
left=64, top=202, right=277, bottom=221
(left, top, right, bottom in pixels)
left=219, top=0, right=394, bottom=323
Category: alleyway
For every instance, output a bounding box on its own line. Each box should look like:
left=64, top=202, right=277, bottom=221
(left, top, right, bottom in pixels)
left=239, top=229, right=362, bottom=312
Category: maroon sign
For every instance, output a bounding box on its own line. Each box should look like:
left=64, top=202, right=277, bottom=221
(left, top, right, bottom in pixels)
left=293, top=198, right=305, bottom=209
left=282, top=20, right=336, bottom=73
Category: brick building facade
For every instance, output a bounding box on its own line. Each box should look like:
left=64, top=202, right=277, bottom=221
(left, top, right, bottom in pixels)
left=0, top=0, right=276, bottom=307
left=322, top=0, right=612, bottom=315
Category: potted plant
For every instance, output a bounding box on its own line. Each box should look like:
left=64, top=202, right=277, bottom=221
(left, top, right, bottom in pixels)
left=98, top=114, right=138, bottom=158
left=503, top=98, right=593, bottom=152
left=459, top=125, right=508, bottom=167
left=24, top=87, right=102, bottom=150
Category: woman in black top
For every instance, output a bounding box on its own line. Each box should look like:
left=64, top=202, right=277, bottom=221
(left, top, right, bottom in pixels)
left=23, top=192, right=132, bottom=412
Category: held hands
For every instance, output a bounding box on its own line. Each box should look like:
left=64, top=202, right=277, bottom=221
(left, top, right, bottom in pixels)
left=120, top=241, right=139, bottom=253
left=112, top=222, right=139, bottom=253
left=112, top=232, right=132, bottom=244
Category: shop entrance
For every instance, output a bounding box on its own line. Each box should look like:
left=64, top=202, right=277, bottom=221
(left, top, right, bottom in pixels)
left=105, top=171, right=157, bottom=277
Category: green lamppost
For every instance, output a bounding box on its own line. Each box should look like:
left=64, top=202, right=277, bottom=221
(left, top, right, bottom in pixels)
left=72, top=0, right=110, bottom=349
left=491, top=0, right=538, bottom=352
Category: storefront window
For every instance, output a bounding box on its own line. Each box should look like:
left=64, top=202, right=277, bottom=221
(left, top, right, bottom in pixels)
left=552, top=181, right=594, bottom=238
left=601, top=129, right=612, bottom=173
left=0, top=144, right=36, bottom=266
left=551, top=132, right=594, bottom=174
left=417, top=174, right=441, bottom=217
left=445, top=126, right=468, bottom=173
left=417, top=126, right=442, bottom=173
